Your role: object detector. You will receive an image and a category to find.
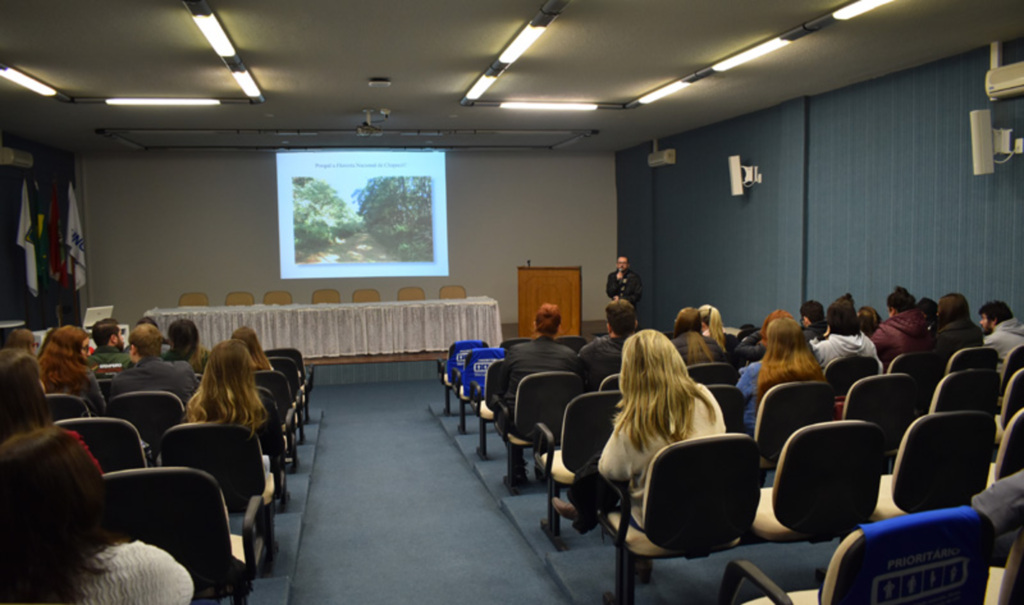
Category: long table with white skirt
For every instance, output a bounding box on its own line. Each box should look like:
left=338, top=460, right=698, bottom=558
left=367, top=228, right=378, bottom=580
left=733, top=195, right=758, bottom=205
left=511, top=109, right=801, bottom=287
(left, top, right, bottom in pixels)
left=144, top=297, right=503, bottom=359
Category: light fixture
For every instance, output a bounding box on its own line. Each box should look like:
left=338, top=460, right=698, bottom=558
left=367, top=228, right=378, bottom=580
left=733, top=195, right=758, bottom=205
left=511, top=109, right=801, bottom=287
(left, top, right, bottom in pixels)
left=466, top=75, right=497, bottom=100
left=231, top=70, right=261, bottom=98
left=499, top=25, right=547, bottom=65
left=192, top=13, right=235, bottom=56
left=713, top=38, right=791, bottom=72
left=499, top=102, right=598, bottom=111
left=0, top=66, right=57, bottom=96
left=105, top=98, right=221, bottom=106
left=638, top=80, right=691, bottom=105
left=461, top=0, right=571, bottom=104
left=833, top=0, right=896, bottom=21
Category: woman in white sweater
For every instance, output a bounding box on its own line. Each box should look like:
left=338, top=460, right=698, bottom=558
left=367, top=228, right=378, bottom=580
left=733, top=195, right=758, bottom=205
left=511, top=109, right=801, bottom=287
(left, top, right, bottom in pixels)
left=597, top=329, right=725, bottom=528
left=0, top=426, right=193, bottom=604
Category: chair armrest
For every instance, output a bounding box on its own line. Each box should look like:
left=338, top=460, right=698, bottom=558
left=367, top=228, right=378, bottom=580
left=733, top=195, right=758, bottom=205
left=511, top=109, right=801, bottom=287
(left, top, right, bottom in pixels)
left=241, top=495, right=263, bottom=581
left=285, top=408, right=296, bottom=432
left=452, top=367, right=463, bottom=394
left=469, top=380, right=483, bottom=409
left=437, top=358, right=446, bottom=382
left=598, top=477, right=631, bottom=546
left=534, top=422, right=557, bottom=476
left=717, top=559, right=793, bottom=605
left=492, top=398, right=512, bottom=436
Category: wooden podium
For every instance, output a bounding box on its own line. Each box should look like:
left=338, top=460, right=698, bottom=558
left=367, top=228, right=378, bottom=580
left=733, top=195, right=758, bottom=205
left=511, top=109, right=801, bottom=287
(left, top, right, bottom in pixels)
left=517, top=266, right=581, bottom=337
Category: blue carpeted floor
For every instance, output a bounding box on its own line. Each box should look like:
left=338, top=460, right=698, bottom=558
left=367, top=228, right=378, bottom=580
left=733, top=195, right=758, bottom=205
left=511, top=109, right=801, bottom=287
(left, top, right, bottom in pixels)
left=285, top=379, right=840, bottom=604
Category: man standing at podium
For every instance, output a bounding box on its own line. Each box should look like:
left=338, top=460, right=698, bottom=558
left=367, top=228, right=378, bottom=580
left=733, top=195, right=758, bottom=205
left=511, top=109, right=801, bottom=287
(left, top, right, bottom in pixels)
left=606, top=256, right=642, bottom=306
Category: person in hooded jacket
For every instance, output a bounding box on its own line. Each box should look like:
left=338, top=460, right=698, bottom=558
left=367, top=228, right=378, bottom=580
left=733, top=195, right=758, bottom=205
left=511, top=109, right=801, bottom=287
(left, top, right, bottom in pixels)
left=810, top=297, right=882, bottom=372
left=871, top=286, right=934, bottom=371
left=979, top=301, right=1024, bottom=370
left=934, top=293, right=984, bottom=365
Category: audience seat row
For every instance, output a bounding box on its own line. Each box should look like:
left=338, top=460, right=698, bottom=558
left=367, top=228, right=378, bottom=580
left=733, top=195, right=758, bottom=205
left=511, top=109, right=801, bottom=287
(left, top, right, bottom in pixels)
left=178, top=285, right=467, bottom=307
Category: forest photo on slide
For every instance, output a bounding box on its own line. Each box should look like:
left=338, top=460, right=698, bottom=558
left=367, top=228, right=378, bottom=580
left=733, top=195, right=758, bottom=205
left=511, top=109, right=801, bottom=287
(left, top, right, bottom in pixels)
left=292, top=175, right=434, bottom=264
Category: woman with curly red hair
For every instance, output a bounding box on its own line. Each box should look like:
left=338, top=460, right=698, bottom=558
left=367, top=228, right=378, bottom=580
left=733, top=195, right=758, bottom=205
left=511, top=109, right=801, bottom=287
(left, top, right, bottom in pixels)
left=39, top=325, right=105, bottom=415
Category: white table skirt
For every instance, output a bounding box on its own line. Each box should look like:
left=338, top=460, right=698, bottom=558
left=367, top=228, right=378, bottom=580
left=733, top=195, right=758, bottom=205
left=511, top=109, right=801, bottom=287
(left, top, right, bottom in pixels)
left=145, top=297, right=503, bottom=359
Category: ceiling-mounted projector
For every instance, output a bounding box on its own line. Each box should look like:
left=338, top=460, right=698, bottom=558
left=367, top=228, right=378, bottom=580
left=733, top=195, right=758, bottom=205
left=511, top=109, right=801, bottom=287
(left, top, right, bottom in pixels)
left=356, top=124, right=384, bottom=137
left=0, top=147, right=33, bottom=168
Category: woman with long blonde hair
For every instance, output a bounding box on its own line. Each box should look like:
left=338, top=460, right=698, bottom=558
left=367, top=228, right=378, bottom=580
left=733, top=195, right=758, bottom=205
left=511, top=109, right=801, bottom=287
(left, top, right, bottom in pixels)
left=671, top=307, right=725, bottom=365
left=699, top=304, right=739, bottom=366
left=736, top=316, right=825, bottom=434
left=231, top=326, right=272, bottom=371
left=187, top=340, right=282, bottom=458
left=597, top=330, right=724, bottom=526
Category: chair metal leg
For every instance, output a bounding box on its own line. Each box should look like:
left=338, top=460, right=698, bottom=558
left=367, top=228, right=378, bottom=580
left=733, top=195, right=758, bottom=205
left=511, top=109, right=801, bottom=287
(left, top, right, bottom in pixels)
left=504, top=442, right=522, bottom=496
left=541, top=479, right=568, bottom=551
left=477, top=416, right=489, bottom=460
left=458, top=398, right=467, bottom=434
left=444, top=387, right=451, bottom=416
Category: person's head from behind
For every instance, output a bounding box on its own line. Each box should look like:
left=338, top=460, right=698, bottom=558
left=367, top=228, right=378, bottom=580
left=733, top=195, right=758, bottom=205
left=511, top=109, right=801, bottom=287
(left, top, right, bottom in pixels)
left=90, top=318, right=123, bottom=350
left=979, top=300, right=1013, bottom=335
left=38, top=326, right=90, bottom=392
left=231, top=326, right=271, bottom=370
left=763, top=317, right=810, bottom=362
left=167, top=319, right=200, bottom=356
left=534, top=303, right=562, bottom=338
left=616, top=330, right=714, bottom=450
left=188, top=339, right=265, bottom=434
left=698, top=304, right=726, bottom=349
left=887, top=286, right=916, bottom=315
left=0, top=426, right=115, bottom=602
left=799, top=300, right=824, bottom=327
left=826, top=298, right=860, bottom=337
left=3, top=328, right=37, bottom=355
left=605, top=299, right=637, bottom=338
left=672, top=307, right=702, bottom=338
left=0, top=349, right=51, bottom=443
left=128, top=323, right=163, bottom=360
left=858, top=306, right=881, bottom=337
left=761, top=309, right=794, bottom=337
left=937, top=293, right=971, bottom=332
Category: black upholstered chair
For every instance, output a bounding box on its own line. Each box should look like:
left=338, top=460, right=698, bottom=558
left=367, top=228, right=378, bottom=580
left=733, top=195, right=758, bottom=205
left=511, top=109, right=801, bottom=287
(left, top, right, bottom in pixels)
left=598, top=373, right=620, bottom=392
left=103, top=467, right=256, bottom=603
left=706, top=384, right=747, bottom=434
left=871, top=411, right=994, bottom=520
left=946, top=345, right=998, bottom=374
left=824, top=355, right=879, bottom=397
left=888, top=351, right=944, bottom=415
left=254, top=370, right=298, bottom=471
left=535, top=390, right=620, bottom=550
left=493, top=371, right=583, bottom=494
left=555, top=335, right=587, bottom=354
left=842, top=374, right=917, bottom=456
left=750, top=421, right=884, bottom=542
left=56, top=417, right=147, bottom=472
left=687, top=362, right=740, bottom=386
left=753, top=381, right=835, bottom=468
left=928, top=368, right=1000, bottom=416
left=106, top=390, right=184, bottom=459
left=46, top=393, right=91, bottom=421
left=598, top=434, right=760, bottom=605
left=1001, top=344, right=1024, bottom=396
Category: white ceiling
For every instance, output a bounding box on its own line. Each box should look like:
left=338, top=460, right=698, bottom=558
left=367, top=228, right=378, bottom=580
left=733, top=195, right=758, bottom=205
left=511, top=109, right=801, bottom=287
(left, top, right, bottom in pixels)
left=1, top=0, right=1022, bottom=153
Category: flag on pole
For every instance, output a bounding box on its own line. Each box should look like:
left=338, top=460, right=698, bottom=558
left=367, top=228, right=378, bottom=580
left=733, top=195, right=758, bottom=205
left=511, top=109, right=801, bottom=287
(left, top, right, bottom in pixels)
left=35, top=181, right=48, bottom=286
left=16, top=179, right=38, bottom=297
left=48, top=182, right=68, bottom=288
left=66, top=183, right=86, bottom=290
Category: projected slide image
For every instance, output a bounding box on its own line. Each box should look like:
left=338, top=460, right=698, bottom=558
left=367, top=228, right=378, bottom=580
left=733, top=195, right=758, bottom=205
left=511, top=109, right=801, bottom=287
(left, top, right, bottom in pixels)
left=277, top=150, right=448, bottom=279
left=292, top=175, right=434, bottom=264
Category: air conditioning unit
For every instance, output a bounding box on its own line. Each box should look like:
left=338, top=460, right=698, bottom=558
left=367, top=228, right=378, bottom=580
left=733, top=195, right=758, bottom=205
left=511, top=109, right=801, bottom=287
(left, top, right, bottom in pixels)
left=986, top=62, right=1024, bottom=100
left=0, top=147, right=33, bottom=168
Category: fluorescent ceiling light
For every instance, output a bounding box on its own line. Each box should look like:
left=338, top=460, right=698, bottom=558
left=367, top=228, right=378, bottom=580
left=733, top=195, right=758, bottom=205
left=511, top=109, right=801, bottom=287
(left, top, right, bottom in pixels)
left=105, top=98, right=221, bottom=106
left=466, top=75, right=497, bottom=100
left=712, top=38, right=791, bottom=72
left=499, top=102, right=598, bottom=111
left=833, top=0, right=896, bottom=20
left=0, top=67, right=56, bottom=96
left=193, top=13, right=235, bottom=56
left=638, top=80, right=691, bottom=105
left=232, top=71, right=261, bottom=97
left=499, top=25, right=546, bottom=65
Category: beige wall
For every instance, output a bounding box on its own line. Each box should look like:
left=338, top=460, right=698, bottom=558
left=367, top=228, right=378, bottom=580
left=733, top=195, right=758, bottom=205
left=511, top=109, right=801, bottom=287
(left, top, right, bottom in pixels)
left=77, top=150, right=617, bottom=327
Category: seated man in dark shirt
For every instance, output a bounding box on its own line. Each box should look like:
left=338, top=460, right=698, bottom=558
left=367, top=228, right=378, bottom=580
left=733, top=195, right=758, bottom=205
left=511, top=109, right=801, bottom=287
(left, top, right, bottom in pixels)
left=110, top=323, right=198, bottom=406
left=579, top=299, right=636, bottom=391
left=87, top=318, right=132, bottom=374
